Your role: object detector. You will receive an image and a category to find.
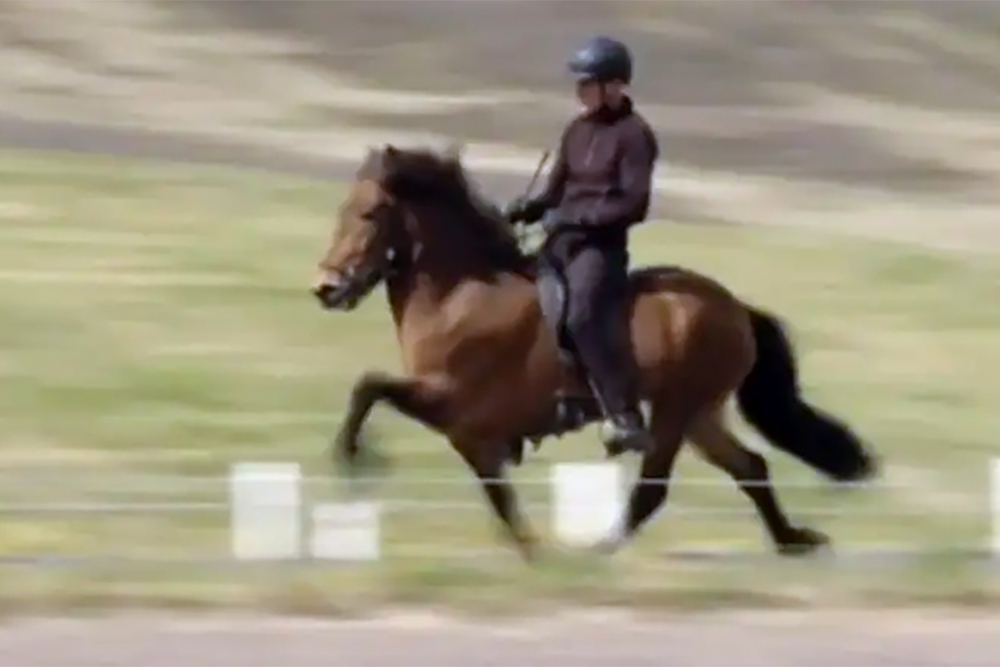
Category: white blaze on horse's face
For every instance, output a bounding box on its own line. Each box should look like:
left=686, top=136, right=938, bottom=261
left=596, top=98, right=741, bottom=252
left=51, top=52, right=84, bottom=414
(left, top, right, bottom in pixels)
left=312, top=179, right=391, bottom=311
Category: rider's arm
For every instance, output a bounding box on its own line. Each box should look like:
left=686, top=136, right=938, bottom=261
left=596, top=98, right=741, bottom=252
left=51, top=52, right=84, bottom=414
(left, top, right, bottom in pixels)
left=582, top=123, right=658, bottom=228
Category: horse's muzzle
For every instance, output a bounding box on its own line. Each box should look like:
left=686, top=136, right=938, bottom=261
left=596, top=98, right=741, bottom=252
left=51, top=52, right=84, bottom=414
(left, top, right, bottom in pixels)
left=313, top=263, right=387, bottom=312
left=312, top=276, right=360, bottom=311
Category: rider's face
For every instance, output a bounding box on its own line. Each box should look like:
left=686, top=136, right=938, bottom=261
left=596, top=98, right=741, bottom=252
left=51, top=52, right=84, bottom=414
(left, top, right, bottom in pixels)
left=575, top=79, right=624, bottom=113
left=575, top=79, right=604, bottom=112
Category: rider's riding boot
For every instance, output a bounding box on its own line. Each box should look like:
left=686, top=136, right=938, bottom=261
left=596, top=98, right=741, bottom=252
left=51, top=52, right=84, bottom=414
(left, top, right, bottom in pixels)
left=573, top=336, right=653, bottom=456
left=600, top=409, right=655, bottom=457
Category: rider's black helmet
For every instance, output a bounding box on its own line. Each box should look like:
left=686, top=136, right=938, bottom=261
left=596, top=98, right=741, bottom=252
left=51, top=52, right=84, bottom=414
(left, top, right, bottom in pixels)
left=567, top=36, right=633, bottom=84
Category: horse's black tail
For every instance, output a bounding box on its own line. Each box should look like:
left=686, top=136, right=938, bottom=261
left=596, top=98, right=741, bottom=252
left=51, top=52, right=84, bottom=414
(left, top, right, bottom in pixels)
left=736, top=305, right=878, bottom=482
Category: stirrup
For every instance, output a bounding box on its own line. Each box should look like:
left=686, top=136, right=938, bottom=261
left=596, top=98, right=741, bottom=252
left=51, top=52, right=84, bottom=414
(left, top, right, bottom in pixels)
left=600, top=419, right=655, bottom=457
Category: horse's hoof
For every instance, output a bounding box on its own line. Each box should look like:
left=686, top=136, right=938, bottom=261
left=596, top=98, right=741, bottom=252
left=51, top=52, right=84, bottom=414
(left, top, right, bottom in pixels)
left=515, top=534, right=542, bottom=563
left=331, top=438, right=352, bottom=468
left=591, top=538, right=621, bottom=556
left=331, top=431, right=359, bottom=470
left=332, top=424, right=390, bottom=474
left=777, top=527, right=831, bottom=557
left=604, top=441, right=626, bottom=459
left=590, top=529, right=629, bottom=556
left=354, top=447, right=391, bottom=476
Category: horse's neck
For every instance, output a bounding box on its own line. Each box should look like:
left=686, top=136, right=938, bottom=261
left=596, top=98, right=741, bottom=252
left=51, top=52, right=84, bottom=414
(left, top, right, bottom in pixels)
left=385, top=266, right=448, bottom=327
left=394, top=219, right=500, bottom=295
left=386, top=205, right=534, bottom=336
left=385, top=256, right=535, bottom=347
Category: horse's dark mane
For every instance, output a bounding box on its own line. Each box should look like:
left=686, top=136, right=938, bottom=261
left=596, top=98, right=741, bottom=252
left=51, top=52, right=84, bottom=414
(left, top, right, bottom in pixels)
left=370, top=146, right=533, bottom=274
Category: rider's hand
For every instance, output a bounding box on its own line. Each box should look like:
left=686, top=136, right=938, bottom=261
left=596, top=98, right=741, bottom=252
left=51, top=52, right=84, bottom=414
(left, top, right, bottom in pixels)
left=502, top=197, right=528, bottom=224
left=503, top=197, right=546, bottom=225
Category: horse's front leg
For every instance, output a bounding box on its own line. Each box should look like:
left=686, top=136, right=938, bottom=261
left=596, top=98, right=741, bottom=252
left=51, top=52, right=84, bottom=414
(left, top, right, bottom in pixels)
left=454, top=438, right=539, bottom=561
left=335, top=371, right=450, bottom=468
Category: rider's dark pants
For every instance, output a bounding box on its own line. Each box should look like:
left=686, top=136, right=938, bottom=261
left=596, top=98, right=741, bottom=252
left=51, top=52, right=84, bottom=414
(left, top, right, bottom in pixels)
left=538, top=225, right=639, bottom=419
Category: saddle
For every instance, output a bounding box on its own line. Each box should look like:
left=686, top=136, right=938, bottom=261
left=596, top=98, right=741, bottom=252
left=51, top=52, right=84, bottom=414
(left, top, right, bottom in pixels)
left=531, top=252, right=647, bottom=381
left=535, top=265, right=584, bottom=372
left=512, top=251, right=688, bottom=450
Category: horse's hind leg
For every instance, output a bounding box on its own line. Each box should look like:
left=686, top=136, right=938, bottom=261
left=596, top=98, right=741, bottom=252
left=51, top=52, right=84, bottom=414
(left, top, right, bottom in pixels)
left=687, top=409, right=829, bottom=555
left=600, top=402, right=686, bottom=552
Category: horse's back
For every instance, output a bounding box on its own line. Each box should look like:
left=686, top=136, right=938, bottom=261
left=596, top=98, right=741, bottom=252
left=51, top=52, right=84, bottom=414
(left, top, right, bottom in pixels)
left=519, top=253, right=740, bottom=306
left=629, top=264, right=741, bottom=307
left=627, top=263, right=755, bottom=406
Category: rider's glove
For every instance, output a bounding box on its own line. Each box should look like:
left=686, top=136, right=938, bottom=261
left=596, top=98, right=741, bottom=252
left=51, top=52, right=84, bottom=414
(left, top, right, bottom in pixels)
left=503, top=197, right=547, bottom=225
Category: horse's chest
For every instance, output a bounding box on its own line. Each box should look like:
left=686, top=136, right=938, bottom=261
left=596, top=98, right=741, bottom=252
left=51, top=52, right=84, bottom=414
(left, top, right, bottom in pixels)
left=396, top=305, right=479, bottom=375
left=396, top=281, right=532, bottom=377
left=398, top=325, right=453, bottom=375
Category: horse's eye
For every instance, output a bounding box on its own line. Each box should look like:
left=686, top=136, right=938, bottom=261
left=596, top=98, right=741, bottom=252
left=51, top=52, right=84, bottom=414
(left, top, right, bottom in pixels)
left=363, top=201, right=392, bottom=223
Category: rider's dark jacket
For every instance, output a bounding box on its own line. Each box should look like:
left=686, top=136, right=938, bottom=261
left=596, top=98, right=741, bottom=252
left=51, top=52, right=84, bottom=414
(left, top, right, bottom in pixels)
left=534, top=95, right=659, bottom=234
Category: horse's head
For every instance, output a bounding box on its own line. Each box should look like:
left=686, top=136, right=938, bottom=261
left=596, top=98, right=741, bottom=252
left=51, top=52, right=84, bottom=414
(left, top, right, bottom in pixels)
left=313, top=143, right=528, bottom=311
left=312, top=145, right=411, bottom=311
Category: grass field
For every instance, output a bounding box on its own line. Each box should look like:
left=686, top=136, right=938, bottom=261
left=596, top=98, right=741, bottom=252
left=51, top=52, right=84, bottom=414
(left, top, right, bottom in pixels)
left=0, top=149, right=998, bottom=612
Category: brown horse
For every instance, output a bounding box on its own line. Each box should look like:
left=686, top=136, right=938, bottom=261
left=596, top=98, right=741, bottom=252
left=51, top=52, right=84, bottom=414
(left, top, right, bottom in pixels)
left=312, top=145, right=877, bottom=560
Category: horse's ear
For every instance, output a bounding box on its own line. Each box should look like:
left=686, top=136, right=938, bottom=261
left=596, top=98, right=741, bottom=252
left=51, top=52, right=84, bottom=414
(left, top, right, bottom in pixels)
left=381, top=144, right=402, bottom=184
left=383, top=144, right=400, bottom=165
left=382, top=144, right=414, bottom=196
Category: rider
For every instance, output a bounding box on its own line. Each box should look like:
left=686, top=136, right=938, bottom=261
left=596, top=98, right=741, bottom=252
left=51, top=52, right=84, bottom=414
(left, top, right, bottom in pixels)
left=504, top=35, right=660, bottom=456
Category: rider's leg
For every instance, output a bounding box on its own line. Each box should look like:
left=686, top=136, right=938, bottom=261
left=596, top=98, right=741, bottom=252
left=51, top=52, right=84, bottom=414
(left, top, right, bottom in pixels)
left=561, top=235, right=652, bottom=455
left=535, top=240, right=572, bottom=367
left=535, top=238, right=595, bottom=434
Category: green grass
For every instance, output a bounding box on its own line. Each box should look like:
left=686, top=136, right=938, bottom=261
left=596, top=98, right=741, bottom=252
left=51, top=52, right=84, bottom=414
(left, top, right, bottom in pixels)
left=0, top=148, right=998, bottom=612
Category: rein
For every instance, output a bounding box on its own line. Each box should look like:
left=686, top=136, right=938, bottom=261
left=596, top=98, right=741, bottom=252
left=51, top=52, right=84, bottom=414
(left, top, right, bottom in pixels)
left=515, top=150, right=551, bottom=252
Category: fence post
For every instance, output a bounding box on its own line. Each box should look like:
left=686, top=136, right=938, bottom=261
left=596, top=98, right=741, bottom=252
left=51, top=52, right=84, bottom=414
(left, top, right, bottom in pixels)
left=991, top=458, right=1000, bottom=558
left=310, top=501, right=381, bottom=561
left=552, top=461, right=625, bottom=548
left=229, top=462, right=302, bottom=561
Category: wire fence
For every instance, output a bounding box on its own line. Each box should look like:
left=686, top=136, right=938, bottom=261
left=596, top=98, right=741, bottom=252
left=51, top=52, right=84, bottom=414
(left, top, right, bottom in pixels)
left=0, top=466, right=995, bottom=568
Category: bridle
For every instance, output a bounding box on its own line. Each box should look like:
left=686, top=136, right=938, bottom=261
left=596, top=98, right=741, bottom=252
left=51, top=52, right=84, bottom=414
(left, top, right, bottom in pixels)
left=314, top=202, right=409, bottom=310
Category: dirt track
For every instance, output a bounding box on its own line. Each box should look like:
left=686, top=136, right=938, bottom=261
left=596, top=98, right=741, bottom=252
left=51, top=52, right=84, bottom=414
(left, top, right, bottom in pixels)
left=1, top=610, right=999, bottom=666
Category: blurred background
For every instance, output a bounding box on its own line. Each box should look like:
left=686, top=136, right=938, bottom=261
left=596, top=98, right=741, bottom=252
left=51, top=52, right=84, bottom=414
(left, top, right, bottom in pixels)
left=0, top=0, right=998, bottom=617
